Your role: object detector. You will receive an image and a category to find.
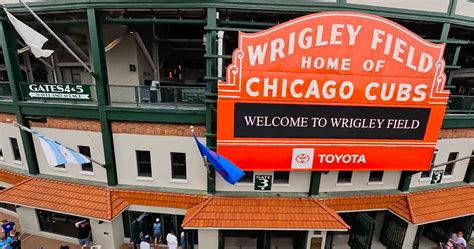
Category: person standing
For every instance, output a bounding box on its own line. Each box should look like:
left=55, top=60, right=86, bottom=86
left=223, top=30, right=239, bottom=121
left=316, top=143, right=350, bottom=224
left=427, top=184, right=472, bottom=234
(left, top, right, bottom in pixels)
left=1, top=220, right=15, bottom=236
left=166, top=230, right=178, bottom=249
left=0, top=233, right=13, bottom=249
left=139, top=235, right=151, bottom=249
left=8, top=229, right=20, bottom=249
left=152, top=218, right=161, bottom=245
left=74, top=220, right=91, bottom=247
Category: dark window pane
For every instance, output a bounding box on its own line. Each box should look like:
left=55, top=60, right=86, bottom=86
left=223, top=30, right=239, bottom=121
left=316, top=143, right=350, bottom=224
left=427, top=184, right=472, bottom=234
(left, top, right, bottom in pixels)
left=78, top=146, right=93, bottom=172
left=9, top=137, right=21, bottom=161
left=337, top=171, right=352, bottom=183
left=0, top=146, right=3, bottom=158
left=239, top=171, right=253, bottom=183
left=171, top=152, right=187, bottom=179
left=274, top=171, right=290, bottom=184
left=445, top=152, right=458, bottom=176
left=136, top=150, right=152, bottom=177
left=37, top=209, right=87, bottom=238
left=369, top=171, right=384, bottom=182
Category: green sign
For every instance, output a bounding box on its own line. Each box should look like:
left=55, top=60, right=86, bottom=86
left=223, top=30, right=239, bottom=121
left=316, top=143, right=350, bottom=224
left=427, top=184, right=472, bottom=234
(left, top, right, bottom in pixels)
left=254, top=175, right=272, bottom=191
left=430, top=170, right=444, bottom=184
left=22, top=83, right=91, bottom=100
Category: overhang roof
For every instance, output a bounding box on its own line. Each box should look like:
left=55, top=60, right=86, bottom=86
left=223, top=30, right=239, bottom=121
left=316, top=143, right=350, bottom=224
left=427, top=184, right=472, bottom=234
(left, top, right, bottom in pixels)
left=182, top=196, right=350, bottom=230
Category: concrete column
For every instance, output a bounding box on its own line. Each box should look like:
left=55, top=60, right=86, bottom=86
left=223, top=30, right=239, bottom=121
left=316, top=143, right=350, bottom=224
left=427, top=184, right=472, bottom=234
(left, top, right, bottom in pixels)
left=198, top=229, right=219, bottom=249
left=16, top=206, right=40, bottom=234
left=90, top=215, right=125, bottom=249
left=402, top=223, right=418, bottom=248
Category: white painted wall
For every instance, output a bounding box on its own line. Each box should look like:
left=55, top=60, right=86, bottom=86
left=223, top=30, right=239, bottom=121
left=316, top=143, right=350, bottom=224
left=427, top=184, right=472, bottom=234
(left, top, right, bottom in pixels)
left=410, top=138, right=472, bottom=188
left=319, top=171, right=402, bottom=192
left=198, top=230, right=219, bottom=249
left=90, top=216, right=125, bottom=249
left=0, top=123, right=28, bottom=170
left=347, top=0, right=450, bottom=13
left=0, top=182, right=12, bottom=189
left=216, top=171, right=311, bottom=193
left=402, top=223, right=418, bottom=248
left=31, top=127, right=107, bottom=183
left=455, top=0, right=474, bottom=17
left=114, top=134, right=208, bottom=191
left=16, top=206, right=40, bottom=234
left=127, top=205, right=187, bottom=216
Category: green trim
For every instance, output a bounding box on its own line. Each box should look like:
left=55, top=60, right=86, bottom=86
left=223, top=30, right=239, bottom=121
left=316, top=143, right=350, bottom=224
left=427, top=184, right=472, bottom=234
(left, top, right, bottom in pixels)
left=3, top=1, right=474, bottom=27
left=105, top=106, right=206, bottom=123
left=0, top=102, right=16, bottom=113
left=443, top=115, right=474, bottom=128
left=0, top=18, right=39, bottom=175
left=309, top=172, right=321, bottom=196
left=88, top=8, right=118, bottom=186
left=206, top=8, right=217, bottom=195
left=398, top=171, right=414, bottom=192
left=19, top=103, right=99, bottom=119
left=105, top=17, right=206, bottom=25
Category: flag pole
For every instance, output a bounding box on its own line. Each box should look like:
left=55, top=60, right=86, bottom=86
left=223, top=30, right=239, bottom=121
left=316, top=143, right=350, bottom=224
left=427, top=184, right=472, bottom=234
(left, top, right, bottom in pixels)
left=191, top=126, right=212, bottom=176
left=17, top=0, right=94, bottom=76
left=11, top=121, right=106, bottom=167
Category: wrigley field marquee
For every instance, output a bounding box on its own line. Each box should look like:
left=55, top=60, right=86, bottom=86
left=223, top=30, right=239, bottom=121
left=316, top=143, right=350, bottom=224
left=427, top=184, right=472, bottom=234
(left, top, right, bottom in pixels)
left=217, top=12, right=449, bottom=171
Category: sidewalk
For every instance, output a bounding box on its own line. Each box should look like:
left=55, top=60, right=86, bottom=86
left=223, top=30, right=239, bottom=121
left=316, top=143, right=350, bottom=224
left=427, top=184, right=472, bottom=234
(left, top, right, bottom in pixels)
left=0, top=212, right=81, bottom=249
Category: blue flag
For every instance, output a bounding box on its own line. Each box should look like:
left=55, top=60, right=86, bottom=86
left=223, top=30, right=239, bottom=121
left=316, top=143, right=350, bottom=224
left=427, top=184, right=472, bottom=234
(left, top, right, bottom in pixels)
left=193, top=133, right=245, bottom=184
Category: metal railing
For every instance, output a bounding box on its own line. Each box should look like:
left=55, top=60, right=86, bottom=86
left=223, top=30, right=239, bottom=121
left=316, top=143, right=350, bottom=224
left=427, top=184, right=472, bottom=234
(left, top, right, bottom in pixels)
left=19, top=82, right=97, bottom=105
left=108, top=85, right=206, bottom=107
left=446, top=95, right=474, bottom=114
left=0, top=81, right=12, bottom=101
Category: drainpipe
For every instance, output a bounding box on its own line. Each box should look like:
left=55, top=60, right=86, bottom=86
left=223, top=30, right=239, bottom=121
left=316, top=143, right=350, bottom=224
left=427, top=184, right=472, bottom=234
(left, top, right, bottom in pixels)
left=217, top=31, right=224, bottom=78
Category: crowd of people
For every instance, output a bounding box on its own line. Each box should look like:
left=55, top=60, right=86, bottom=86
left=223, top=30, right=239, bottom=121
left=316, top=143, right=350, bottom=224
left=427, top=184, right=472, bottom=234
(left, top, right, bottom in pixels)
left=133, top=218, right=186, bottom=249
left=0, top=219, right=21, bottom=249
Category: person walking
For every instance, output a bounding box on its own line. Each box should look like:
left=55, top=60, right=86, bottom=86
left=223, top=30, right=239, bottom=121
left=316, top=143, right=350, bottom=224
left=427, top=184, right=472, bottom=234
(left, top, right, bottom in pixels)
left=75, top=220, right=91, bottom=247
left=166, top=230, right=178, bottom=249
left=139, top=235, right=151, bottom=249
left=152, top=218, right=161, bottom=245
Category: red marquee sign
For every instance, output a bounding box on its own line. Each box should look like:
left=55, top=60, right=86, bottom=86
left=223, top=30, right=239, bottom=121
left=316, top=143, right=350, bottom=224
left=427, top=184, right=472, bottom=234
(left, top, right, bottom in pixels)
left=217, top=12, right=449, bottom=171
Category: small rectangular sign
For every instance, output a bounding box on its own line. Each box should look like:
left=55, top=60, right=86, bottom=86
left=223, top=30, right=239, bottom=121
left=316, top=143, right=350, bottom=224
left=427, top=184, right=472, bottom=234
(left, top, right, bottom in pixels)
left=22, top=83, right=91, bottom=100
left=254, top=175, right=272, bottom=191
left=234, top=103, right=430, bottom=140
left=431, top=170, right=444, bottom=184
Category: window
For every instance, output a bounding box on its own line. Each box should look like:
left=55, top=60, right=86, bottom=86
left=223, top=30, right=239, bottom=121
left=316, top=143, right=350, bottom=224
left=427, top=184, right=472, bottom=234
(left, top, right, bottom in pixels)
left=136, top=150, right=152, bottom=177
left=337, top=171, right=352, bottom=184
left=369, top=171, right=384, bottom=182
left=274, top=171, right=290, bottom=184
left=9, top=137, right=21, bottom=161
left=78, top=146, right=93, bottom=172
left=171, top=152, right=187, bottom=180
left=0, top=144, right=3, bottom=160
left=239, top=171, right=253, bottom=183
left=445, top=152, right=458, bottom=176
left=37, top=209, right=87, bottom=238
left=421, top=153, right=437, bottom=178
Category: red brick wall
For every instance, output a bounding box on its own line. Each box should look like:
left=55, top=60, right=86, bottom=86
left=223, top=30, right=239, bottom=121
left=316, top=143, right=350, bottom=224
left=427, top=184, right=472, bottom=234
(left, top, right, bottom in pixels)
left=29, top=117, right=101, bottom=132
left=0, top=113, right=16, bottom=123
left=112, top=122, right=205, bottom=136
left=439, top=129, right=474, bottom=139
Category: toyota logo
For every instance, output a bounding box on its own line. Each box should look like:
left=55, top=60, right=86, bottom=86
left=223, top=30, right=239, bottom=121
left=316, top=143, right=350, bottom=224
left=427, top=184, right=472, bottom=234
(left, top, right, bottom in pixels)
left=295, top=153, right=310, bottom=163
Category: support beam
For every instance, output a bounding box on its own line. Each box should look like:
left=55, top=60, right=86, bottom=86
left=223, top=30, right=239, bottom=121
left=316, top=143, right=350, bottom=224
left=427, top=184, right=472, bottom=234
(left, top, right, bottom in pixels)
left=205, top=8, right=217, bottom=194
left=309, top=172, right=322, bottom=196
left=0, top=17, right=39, bottom=175
left=87, top=8, right=118, bottom=186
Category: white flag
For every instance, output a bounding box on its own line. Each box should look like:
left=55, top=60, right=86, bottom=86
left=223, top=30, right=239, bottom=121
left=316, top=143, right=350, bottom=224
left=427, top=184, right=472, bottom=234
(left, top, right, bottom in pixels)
left=5, top=9, right=54, bottom=58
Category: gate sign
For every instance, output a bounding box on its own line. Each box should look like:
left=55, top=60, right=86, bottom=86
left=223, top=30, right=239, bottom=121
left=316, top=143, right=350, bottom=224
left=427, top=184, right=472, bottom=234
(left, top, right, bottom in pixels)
left=431, top=170, right=444, bottom=184
left=255, top=175, right=272, bottom=191
left=217, top=12, right=449, bottom=171
left=22, top=83, right=91, bottom=100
